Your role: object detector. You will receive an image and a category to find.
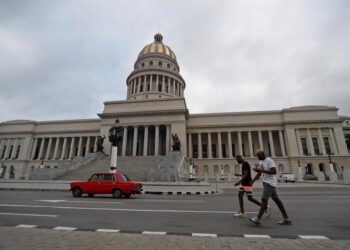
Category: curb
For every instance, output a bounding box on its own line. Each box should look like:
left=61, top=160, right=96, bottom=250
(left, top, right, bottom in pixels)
left=2, top=224, right=345, bottom=240
left=0, top=188, right=219, bottom=195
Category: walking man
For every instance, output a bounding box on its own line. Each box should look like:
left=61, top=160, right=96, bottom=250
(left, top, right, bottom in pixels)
left=234, top=155, right=271, bottom=218
left=249, top=149, right=292, bottom=225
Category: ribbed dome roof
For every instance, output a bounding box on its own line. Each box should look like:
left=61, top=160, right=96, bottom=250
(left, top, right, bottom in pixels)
left=137, top=33, right=177, bottom=61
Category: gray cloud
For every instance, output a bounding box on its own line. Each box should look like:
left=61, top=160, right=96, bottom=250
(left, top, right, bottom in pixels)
left=1, top=0, right=350, bottom=122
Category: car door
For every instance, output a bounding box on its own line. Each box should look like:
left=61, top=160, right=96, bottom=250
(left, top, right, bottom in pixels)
left=100, top=174, right=116, bottom=193
left=85, top=174, right=103, bottom=193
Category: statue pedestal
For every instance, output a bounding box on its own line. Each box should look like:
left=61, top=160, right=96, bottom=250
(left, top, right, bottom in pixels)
left=317, top=172, right=325, bottom=182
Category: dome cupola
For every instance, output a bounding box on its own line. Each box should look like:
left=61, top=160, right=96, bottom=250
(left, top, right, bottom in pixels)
left=126, top=34, right=186, bottom=100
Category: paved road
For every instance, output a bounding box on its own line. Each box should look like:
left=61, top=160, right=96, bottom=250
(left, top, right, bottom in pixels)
left=0, top=186, right=350, bottom=240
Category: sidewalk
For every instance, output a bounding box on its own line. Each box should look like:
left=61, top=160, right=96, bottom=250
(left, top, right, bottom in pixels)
left=0, top=226, right=349, bottom=250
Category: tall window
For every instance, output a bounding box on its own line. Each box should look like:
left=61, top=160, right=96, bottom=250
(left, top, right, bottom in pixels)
left=1, top=146, right=6, bottom=159
left=222, top=144, right=226, bottom=158
left=212, top=144, right=217, bottom=158
left=15, top=145, right=21, bottom=159
left=158, top=84, right=162, bottom=92
left=202, top=144, right=208, bottom=158
left=8, top=146, right=13, bottom=159
left=323, top=137, right=331, bottom=155
left=301, top=138, right=309, bottom=155
left=312, top=138, right=320, bottom=155
left=193, top=145, right=198, bottom=158
left=242, top=143, right=245, bottom=156
left=140, top=84, right=143, bottom=92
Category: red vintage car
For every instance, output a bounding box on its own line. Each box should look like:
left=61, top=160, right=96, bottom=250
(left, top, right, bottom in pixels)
left=70, top=171, right=143, bottom=199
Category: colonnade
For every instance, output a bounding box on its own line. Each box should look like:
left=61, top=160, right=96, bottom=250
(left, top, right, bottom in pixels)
left=30, top=136, right=98, bottom=161
left=127, top=74, right=184, bottom=97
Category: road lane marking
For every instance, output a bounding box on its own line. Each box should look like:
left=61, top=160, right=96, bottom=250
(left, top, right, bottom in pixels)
left=0, top=212, right=58, bottom=217
left=192, top=233, right=217, bottom=237
left=54, top=226, right=77, bottom=231
left=96, top=229, right=121, bottom=233
left=36, top=200, right=66, bottom=203
left=142, top=231, right=167, bottom=235
left=0, top=203, right=243, bottom=214
left=298, top=235, right=329, bottom=240
left=133, top=199, right=206, bottom=203
left=244, top=234, right=271, bottom=238
left=16, top=224, right=38, bottom=228
left=36, top=200, right=123, bottom=204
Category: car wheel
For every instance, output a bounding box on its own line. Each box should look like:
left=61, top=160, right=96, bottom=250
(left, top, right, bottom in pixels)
left=88, top=193, right=94, bottom=197
left=72, top=187, right=82, bottom=197
left=124, top=194, right=131, bottom=198
left=112, top=189, right=122, bottom=199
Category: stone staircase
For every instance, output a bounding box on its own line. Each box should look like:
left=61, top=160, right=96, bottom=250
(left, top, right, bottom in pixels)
left=57, top=155, right=167, bottom=181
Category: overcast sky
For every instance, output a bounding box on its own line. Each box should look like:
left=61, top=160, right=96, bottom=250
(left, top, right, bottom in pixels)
left=1, top=0, right=350, bottom=122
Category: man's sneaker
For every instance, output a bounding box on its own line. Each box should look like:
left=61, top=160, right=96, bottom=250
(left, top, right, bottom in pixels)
left=265, top=205, right=272, bottom=218
left=278, top=218, right=292, bottom=225
left=234, top=212, right=246, bottom=218
left=249, top=216, right=260, bottom=225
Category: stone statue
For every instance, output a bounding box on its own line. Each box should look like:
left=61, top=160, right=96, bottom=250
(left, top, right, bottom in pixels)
left=172, top=133, right=181, bottom=151
left=108, top=119, right=124, bottom=146
left=96, top=136, right=105, bottom=153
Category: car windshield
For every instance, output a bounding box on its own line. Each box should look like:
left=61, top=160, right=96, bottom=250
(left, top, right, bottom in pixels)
left=120, top=174, right=130, bottom=182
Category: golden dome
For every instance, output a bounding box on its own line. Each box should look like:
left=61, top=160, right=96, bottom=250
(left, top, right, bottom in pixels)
left=137, top=33, right=177, bottom=61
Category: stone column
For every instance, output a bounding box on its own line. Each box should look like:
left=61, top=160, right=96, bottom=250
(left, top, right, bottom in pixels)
left=60, top=137, right=68, bottom=160
left=53, top=138, right=60, bottom=160
left=150, top=75, right=153, bottom=92
left=69, top=137, right=75, bottom=159
left=93, top=136, right=98, bottom=153
left=30, top=138, right=38, bottom=160
left=173, top=80, right=176, bottom=95
left=279, top=131, right=286, bottom=157
left=217, top=132, right=222, bottom=158
left=132, top=126, right=138, bottom=156
left=85, top=136, right=91, bottom=156
left=38, top=138, right=45, bottom=160
left=295, top=129, right=302, bottom=155
left=198, top=133, right=202, bottom=159
left=208, top=132, right=212, bottom=159
left=317, top=128, right=326, bottom=155
left=248, top=131, right=254, bottom=157
left=333, top=126, right=349, bottom=155
left=227, top=132, right=233, bottom=158
left=77, top=137, right=83, bottom=157
left=306, top=129, right=315, bottom=156
left=258, top=131, right=263, bottom=150
left=122, top=127, right=128, bottom=156
left=155, top=125, right=159, bottom=156
left=188, top=133, right=192, bottom=158
left=237, top=132, right=243, bottom=155
left=166, top=125, right=170, bottom=154
left=162, top=76, right=165, bottom=93
left=268, top=131, right=275, bottom=157
left=137, top=78, right=141, bottom=93
left=143, top=126, right=149, bottom=156
left=45, top=138, right=53, bottom=160
left=10, top=138, right=17, bottom=159
left=329, top=128, right=338, bottom=155
left=156, top=75, right=159, bottom=92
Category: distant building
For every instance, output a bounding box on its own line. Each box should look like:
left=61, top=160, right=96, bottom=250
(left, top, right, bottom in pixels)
left=1, top=34, right=349, bottom=180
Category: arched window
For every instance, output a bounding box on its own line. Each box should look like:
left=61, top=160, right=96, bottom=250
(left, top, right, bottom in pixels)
left=224, top=164, right=229, bottom=173
left=158, top=61, right=163, bottom=67
left=214, top=165, right=219, bottom=173
left=234, top=164, right=240, bottom=174
left=9, top=166, right=15, bottom=179
left=149, top=61, right=153, bottom=66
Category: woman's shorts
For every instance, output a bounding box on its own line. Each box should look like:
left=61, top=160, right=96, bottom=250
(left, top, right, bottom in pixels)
left=239, top=184, right=253, bottom=196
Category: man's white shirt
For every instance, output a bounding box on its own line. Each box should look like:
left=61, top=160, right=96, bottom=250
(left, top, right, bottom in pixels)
left=259, top=157, right=277, bottom=187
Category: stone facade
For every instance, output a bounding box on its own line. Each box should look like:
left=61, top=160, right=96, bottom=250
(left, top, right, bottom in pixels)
left=1, top=34, right=350, bottom=180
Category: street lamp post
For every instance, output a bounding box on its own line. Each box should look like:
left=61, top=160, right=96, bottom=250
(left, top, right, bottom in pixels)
left=108, top=119, right=123, bottom=173
left=328, top=154, right=335, bottom=172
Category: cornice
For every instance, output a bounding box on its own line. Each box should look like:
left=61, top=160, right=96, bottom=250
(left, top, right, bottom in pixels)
left=187, top=119, right=343, bottom=129
left=98, top=109, right=189, bottom=118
